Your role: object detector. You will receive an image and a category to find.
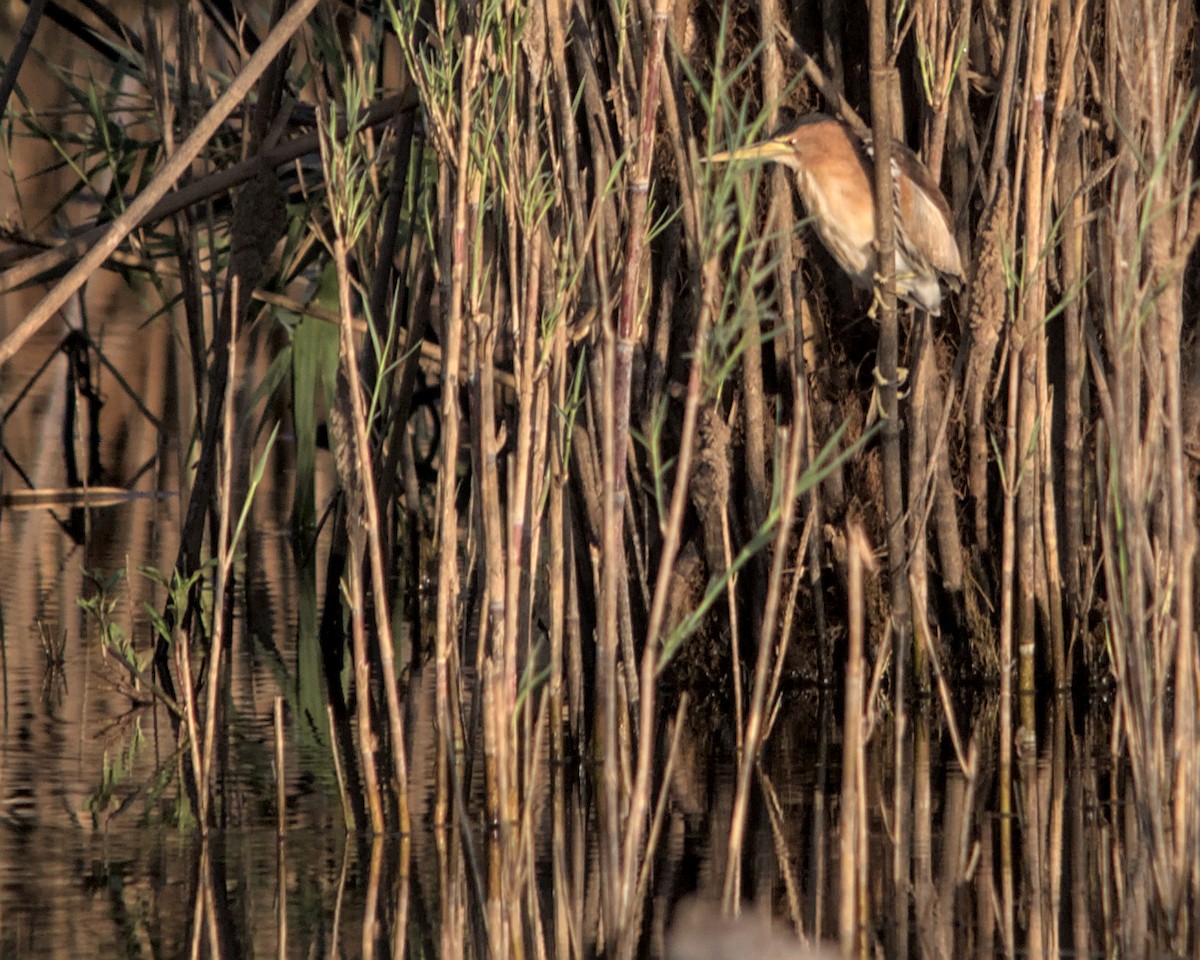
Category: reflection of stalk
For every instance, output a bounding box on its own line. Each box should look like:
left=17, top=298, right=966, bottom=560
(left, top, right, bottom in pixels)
left=999, top=350, right=1018, bottom=960
left=275, top=833, right=288, bottom=958
left=362, top=836, right=385, bottom=960
left=839, top=525, right=871, bottom=959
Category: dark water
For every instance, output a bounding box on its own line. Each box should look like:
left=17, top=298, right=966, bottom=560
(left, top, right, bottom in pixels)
left=0, top=320, right=1188, bottom=960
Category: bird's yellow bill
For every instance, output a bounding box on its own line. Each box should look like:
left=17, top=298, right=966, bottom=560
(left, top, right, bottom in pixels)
left=705, top=138, right=795, bottom=164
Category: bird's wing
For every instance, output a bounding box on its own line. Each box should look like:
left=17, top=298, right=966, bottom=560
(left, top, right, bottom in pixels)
left=890, top=147, right=963, bottom=283
left=861, top=135, right=964, bottom=284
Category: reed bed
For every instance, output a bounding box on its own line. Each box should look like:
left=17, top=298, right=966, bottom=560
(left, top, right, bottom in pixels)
left=1, top=0, right=1199, bottom=956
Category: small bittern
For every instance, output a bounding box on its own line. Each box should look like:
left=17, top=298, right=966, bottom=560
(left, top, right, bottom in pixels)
left=709, top=114, right=963, bottom=316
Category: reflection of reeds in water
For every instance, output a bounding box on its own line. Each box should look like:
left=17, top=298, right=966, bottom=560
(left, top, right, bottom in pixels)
left=0, top=0, right=1198, bottom=956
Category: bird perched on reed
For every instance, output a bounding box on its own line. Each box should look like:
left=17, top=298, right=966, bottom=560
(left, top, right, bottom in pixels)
left=708, top=113, right=963, bottom=316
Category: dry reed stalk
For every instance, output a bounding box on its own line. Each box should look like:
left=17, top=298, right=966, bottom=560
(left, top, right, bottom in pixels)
left=725, top=511, right=745, bottom=753
left=788, top=354, right=833, bottom=683
left=176, top=613, right=204, bottom=822
left=867, top=12, right=916, bottom=958
left=1034, top=0, right=1088, bottom=690
left=326, top=703, right=355, bottom=831
left=197, top=275, right=240, bottom=832
left=348, top=563, right=384, bottom=833
left=1013, top=0, right=1053, bottom=694
left=1069, top=724, right=1091, bottom=955
left=329, top=194, right=411, bottom=828
left=965, top=180, right=1008, bottom=552
left=915, top=0, right=969, bottom=614
left=868, top=0, right=910, bottom=674
left=472, top=308, right=510, bottom=814
left=597, top=0, right=673, bottom=944
left=766, top=509, right=817, bottom=739
left=906, top=0, right=951, bottom=681
left=732, top=0, right=787, bottom=635
left=548, top=308, right=569, bottom=761
left=1090, top=3, right=1200, bottom=941
left=428, top=35, right=481, bottom=882
left=723, top=420, right=805, bottom=910
left=986, top=0, right=1025, bottom=205
left=908, top=321, right=931, bottom=691
left=1054, top=27, right=1088, bottom=660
